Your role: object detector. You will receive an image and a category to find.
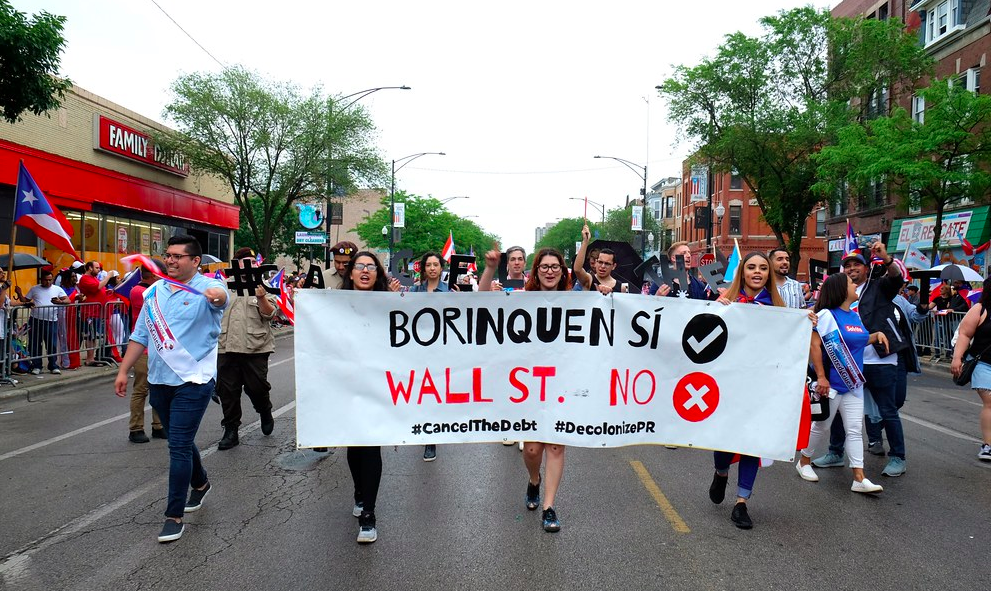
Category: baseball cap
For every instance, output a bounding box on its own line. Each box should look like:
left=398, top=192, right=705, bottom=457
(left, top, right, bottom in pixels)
left=70, top=261, right=84, bottom=270
left=842, top=253, right=866, bottom=266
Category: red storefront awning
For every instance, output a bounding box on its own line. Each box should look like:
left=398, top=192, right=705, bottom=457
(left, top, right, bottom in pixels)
left=0, top=139, right=239, bottom=230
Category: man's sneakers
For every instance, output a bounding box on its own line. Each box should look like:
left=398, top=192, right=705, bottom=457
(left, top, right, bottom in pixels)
left=184, top=482, right=211, bottom=513
left=260, top=411, right=275, bottom=436
left=151, top=428, right=167, bottom=440
left=811, top=452, right=845, bottom=468
left=708, top=472, right=728, bottom=504
left=730, top=502, right=753, bottom=529
left=978, top=444, right=991, bottom=462
left=867, top=440, right=885, bottom=456
left=851, top=478, right=883, bottom=494
left=129, top=430, right=150, bottom=444
left=157, top=519, right=184, bottom=543
left=50, top=368, right=61, bottom=375
left=795, top=461, right=819, bottom=482
left=352, top=501, right=364, bottom=518
left=423, top=444, right=437, bottom=462
left=357, top=511, right=377, bottom=544
left=541, top=507, right=561, bottom=532
left=881, top=457, right=907, bottom=477
left=218, top=427, right=238, bottom=450
left=30, top=368, right=40, bottom=375
left=525, top=478, right=540, bottom=511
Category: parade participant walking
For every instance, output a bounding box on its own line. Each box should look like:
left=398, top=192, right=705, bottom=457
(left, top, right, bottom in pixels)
left=114, top=236, right=228, bottom=543
left=409, top=251, right=450, bottom=462
left=480, top=246, right=570, bottom=533
left=797, top=273, right=887, bottom=493
left=951, top=277, right=991, bottom=461
left=322, top=241, right=357, bottom=290
left=813, top=244, right=915, bottom=478
left=653, top=242, right=717, bottom=300
left=709, top=253, right=785, bottom=528
left=489, top=245, right=527, bottom=291
left=126, top=261, right=166, bottom=443
left=770, top=247, right=807, bottom=309
left=342, top=251, right=395, bottom=544
left=216, top=247, right=279, bottom=450
left=15, top=269, right=70, bottom=375
left=573, top=224, right=620, bottom=294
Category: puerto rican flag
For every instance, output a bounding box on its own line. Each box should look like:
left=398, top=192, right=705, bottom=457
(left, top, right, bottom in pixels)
left=441, top=231, right=455, bottom=262
left=268, top=268, right=294, bottom=325
left=214, top=268, right=227, bottom=281
left=120, top=253, right=204, bottom=296
left=844, top=219, right=860, bottom=258
left=467, top=246, right=477, bottom=273
left=958, top=231, right=991, bottom=256
left=13, top=161, right=79, bottom=260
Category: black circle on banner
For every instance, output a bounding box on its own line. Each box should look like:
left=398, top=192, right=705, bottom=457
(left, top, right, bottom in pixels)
left=681, top=313, right=728, bottom=364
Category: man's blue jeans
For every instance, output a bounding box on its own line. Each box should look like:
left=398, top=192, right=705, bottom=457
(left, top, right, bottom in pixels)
left=828, top=363, right=906, bottom=460
left=149, top=379, right=213, bottom=518
left=28, top=318, right=59, bottom=371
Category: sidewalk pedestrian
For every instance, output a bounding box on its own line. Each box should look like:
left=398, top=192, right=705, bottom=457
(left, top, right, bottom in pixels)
left=15, top=269, right=70, bottom=375
left=951, top=277, right=991, bottom=461
left=114, top=236, right=228, bottom=543
left=126, top=261, right=165, bottom=444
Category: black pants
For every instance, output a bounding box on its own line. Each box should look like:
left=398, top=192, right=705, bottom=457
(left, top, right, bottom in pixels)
left=217, top=352, right=272, bottom=429
left=347, top=446, right=382, bottom=514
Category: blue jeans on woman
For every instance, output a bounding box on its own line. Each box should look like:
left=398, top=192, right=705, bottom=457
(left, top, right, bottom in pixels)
left=713, top=452, right=759, bottom=499
left=149, top=379, right=213, bottom=518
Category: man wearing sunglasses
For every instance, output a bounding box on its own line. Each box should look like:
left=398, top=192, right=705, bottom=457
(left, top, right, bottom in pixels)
left=215, top=247, right=278, bottom=450
left=114, top=235, right=229, bottom=544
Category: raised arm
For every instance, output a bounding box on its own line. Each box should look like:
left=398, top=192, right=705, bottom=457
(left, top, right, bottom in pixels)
left=573, top=224, right=593, bottom=290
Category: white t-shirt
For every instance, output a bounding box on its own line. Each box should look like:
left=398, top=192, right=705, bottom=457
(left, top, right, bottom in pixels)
left=25, top=284, right=68, bottom=322
left=856, top=283, right=897, bottom=366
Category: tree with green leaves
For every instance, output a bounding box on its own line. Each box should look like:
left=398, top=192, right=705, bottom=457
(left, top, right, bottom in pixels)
left=815, top=80, right=991, bottom=258
left=657, top=7, right=931, bottom=267
left=161, top=66, right=386, bottom=259
left=533, top=218, right=592, bottom=263
left=0, top=0, right=72, bottom=123
left=598, top=205, right=660, bottom=253
left=354, top=191, right=499, bottom=269
left=233, top=196, right=315, bottom=269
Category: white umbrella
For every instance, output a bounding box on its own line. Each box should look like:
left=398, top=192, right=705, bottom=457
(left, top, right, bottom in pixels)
left=930, top=263, right=984, bottom=283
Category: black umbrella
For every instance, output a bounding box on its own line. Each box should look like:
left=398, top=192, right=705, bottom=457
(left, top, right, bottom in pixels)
left=0, top=253, right=52, bottom=270
left=580, top=240, right=644, bottom=291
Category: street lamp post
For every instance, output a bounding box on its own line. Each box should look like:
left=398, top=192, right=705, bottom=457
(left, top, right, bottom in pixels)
left=439, top=196, right=470, bottom=205
left=568, top=197, right=605, bottom=224
left=325, top=85, right=410, bottom=263
left=390, top=152, right=445, bottom=265
left=594, top=155, right=648, bottom=258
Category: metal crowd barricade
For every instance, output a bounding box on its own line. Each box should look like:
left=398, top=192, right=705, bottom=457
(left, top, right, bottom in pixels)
left=0, top=300, right=128, bottom=384
left=911, top=310, right=966, bottom=364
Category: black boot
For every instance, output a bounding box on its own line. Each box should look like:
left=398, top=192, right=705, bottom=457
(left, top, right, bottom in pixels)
left=731, top=501, right=753, bottom=529
left=218, top=426, right=239, bottom=450
left=260, top=410, right=274, bottom=436
left=709, top=472, right=728, bottom=504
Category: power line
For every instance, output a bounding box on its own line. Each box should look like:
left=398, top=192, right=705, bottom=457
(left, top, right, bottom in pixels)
left=147, top=0, right=225, bottom=68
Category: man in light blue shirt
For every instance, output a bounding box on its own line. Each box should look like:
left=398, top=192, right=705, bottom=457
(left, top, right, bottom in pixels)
left=114, top=235, right=228, bottom=543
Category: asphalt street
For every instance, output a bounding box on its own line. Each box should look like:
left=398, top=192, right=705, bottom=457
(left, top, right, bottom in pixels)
left=0, top=337, right=988, bottom=591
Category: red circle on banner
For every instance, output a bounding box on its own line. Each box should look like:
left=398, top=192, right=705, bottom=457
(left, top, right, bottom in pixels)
left=413, top=261, right=421, bottom=273
left=672, top=372, right=719, bottom=422
left=699, top=254, right=715, bottom=266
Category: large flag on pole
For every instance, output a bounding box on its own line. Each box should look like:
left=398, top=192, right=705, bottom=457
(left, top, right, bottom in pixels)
left=441, top=231, right=455, bottom=262
left=14, top=161, right=79, bottom=260
left=843, top=219, right=860, bottom=258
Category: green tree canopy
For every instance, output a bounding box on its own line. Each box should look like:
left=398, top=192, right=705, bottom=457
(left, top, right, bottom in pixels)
left=234, top=196, right=315, bottom=269
left=161, top=66, right=386, bottom=259
left=658, top=7, right=931, bottom=266
left=354, top=191, right=500, bottom=270
left=0, top=0, right=72, bottom=123
left=815, top=79, right=991, bottom=256
left=533, top=218, right=591, bottom=264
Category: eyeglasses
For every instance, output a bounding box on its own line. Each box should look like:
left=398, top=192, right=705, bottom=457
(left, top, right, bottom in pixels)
left=354, top=263, right=378, bottom=272
left=595, top=260, right=615, bottom=267
left=537, top=264, right=562, bottom=273
left=163, top=253, right=195, bottom=261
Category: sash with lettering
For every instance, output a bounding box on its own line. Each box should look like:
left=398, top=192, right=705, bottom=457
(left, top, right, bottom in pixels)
left=815, top=308, right=865, bottom=395
left=143, top=283, right=217, bottom=384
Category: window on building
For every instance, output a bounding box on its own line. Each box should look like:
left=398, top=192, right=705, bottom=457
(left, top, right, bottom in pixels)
left=816, top=208, right=826, bottom=237
left=866, top=86, right=889, bottom=118
left=730, top=170, right=743, bottom=191
left=834, top=182, right=849, bottom=217
left=956, top=68, right=981, bottom=93
left=912, top=94, right=925, bottom=123
left=926, top=0, right=963, bottom=45
left=728, top=204, right=742, bottom=235
left=878, top=2, right=889, bottom=20
left=652, top=200, right=661, bottom=220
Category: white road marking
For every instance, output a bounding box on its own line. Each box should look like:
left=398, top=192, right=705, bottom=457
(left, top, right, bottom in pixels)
left=901, top=412, right=981, bottom=443
left=687, top=325, right=723, bottom=355
left=0, top=355, right=295, bottom=463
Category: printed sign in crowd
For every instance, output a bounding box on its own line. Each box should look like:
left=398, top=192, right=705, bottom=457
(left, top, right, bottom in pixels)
left=295, top=291, right=811, bottom=461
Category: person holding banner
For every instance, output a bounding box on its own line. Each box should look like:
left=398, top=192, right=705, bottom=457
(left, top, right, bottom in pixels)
left=408, top=251, right=450, bottom=462
left=653, top=242, right=717, bottom=300
left=797, top=273, right=887, bottom=493
left=113, top=236, right=229, bottom=543
left=481, top=246, right=570, bottom=533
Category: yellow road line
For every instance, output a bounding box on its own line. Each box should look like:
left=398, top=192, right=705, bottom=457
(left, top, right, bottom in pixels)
left=630, top=460, right=691, bottom=534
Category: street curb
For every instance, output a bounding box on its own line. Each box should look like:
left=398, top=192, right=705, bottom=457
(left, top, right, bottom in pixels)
left=0, top=327, right=295, bottom=403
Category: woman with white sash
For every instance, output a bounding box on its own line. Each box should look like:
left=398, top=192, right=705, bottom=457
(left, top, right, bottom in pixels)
left=798, top=273, right=888, bottom=493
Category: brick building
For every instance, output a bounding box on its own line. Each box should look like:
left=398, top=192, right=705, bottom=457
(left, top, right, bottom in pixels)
left=0, top=85, right=238, bottom=286
left=677, top=163, right=828, bottom=280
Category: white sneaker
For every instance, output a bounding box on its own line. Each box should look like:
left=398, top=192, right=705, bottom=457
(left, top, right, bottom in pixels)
left=851, top=478, right=883, bottom=494
left=978, top=444, right=991, bottom=462
left=795, top=461, right=819, bottom=482
left=503, top=441, right=515, bottom=446
left=357, top=525, right=377, bottom=543
left=50, top=368, right=61, bottom=375
left=30, top=368, right=41, bottom=375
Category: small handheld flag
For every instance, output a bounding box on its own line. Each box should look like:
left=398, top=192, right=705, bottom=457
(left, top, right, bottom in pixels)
left=120, top=253, right=204, bottom=296
left=724, top=238, right=742, bottom=283
left=844, top=219, right=860, bottom=258
left=441, top=231, right=455, bottom=262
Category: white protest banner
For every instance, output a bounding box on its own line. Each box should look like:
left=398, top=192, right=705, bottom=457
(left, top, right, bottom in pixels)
left=295, top=291, right=811, bottom=460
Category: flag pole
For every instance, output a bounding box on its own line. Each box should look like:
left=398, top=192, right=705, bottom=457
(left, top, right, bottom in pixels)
left=7, top=161, right=21, bottom=280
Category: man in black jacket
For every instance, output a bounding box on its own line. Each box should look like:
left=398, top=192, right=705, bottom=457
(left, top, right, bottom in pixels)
left=813, top=241, right=918, bottom=477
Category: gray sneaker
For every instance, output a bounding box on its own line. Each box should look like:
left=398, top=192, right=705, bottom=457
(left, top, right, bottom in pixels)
left=811, top=452, right=845, bottom=468
left=978, top=444, right=991, bottom=462
left=881, top=457, right=907, bottom=477
left=867, top=440, right=885, bottom=456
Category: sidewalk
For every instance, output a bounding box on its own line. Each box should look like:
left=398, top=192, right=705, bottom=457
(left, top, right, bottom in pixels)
left=0, top=326, right=294, bottom=403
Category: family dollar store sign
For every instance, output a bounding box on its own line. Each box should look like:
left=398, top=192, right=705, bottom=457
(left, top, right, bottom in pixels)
left=295, top=231, right=327, bottom=245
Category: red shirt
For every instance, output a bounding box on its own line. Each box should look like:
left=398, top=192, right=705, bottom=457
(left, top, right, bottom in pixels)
left=130, top=283, right=149, bottom=329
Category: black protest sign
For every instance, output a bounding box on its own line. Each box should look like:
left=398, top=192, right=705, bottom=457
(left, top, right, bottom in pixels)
left=657, top=255, right=690, bottom=291
left=305, top=265, right=325, bottom=289
left=447, top=254, right=476, bottom=292
left=224, top=259, right=278, bottom=296
left=809, top=259, right=828, bottom=291
left=698, top=261, right=729, bottom=289
left=391, top=249, right=415, bottom=287
left=681, top=313, right=728, bottom=364
left=635, top=256, right=661, bottom=288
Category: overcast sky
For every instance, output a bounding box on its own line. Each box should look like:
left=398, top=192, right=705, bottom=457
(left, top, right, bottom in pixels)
left=15, top=0, right=835, bottom=253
